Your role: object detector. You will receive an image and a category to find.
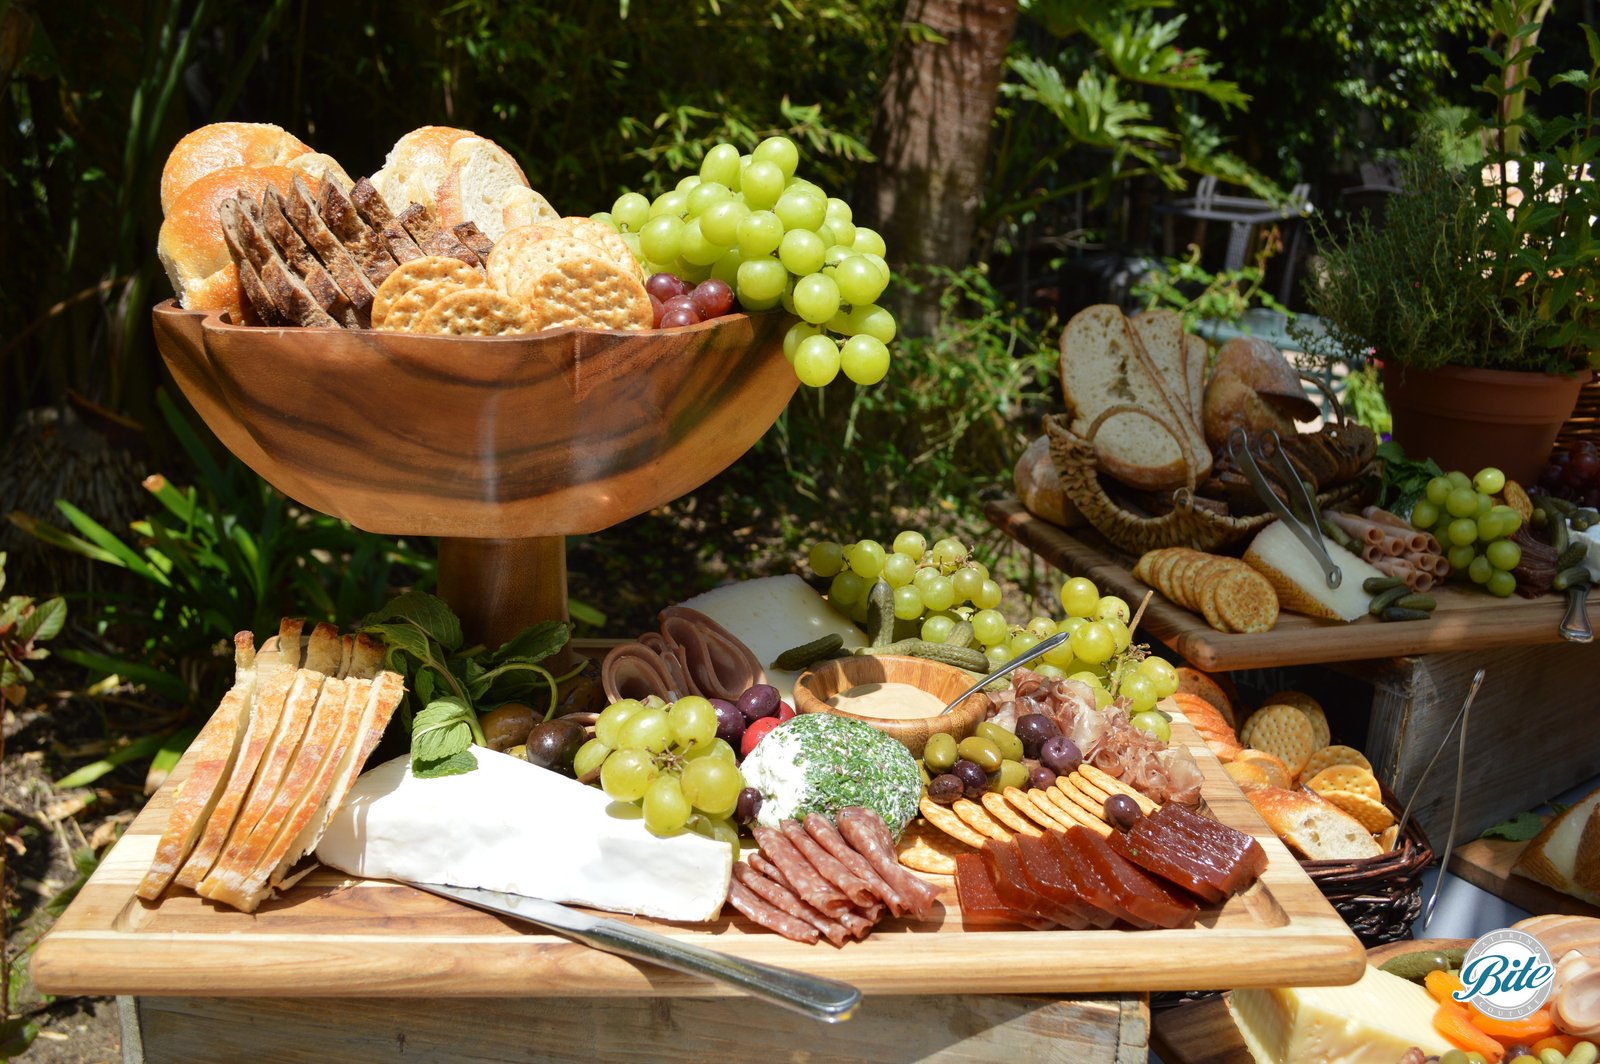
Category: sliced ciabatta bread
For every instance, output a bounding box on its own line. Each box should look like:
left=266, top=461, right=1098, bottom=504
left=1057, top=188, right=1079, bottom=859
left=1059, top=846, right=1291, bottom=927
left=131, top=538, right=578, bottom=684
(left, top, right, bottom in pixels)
left=1059, top=305, right=1208, bottom=490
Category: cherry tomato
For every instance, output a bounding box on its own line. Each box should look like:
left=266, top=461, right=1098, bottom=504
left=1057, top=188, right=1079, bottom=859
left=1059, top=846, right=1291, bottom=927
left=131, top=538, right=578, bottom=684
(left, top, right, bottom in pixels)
left=776, top=700, right=797, bottom=723
left=741, top=716, right=781, bottom=759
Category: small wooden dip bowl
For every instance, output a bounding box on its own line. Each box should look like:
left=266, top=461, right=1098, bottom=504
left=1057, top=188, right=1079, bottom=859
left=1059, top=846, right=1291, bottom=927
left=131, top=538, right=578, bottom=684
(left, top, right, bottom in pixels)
left=792, top=655, right=991, bottom=759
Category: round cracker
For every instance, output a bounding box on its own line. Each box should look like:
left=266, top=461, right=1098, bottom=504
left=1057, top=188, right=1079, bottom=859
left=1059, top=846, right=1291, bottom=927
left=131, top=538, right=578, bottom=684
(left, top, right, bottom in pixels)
left=524, top=255, right=654, bottom=331
left=1305, top=765, right=1381, bottom=803
left=372, top=256, right=485, bottom=328
left=1212, top=566, right=1280, bottom=634
left=1239, top=704, right=1316, bottom=779
left=896, top=818, right=966, bottom=875
left=379, top=278, right=470, bottom=333
left=1301, top=744, right=1372, bottom=779
left=1264, top=690, right=1330, bottom=750
left=415, top=287, right=536, bottom=336
left=546, top=215, right=646, bottom=281
left=1319, top=788, right=1395, bottom=833
left=487, top=226, right=615, bottom=302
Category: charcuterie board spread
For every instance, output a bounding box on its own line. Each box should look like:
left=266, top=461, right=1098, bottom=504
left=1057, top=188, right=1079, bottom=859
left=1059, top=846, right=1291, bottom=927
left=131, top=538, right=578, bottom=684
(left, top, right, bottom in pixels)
left=989, top=499, right=1597, bottom=671
left=32, top=709, right=1362, bottom=998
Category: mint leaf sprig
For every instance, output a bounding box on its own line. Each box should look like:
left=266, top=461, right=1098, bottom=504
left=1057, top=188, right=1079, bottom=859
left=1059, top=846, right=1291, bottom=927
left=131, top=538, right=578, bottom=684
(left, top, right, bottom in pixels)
left=361, top=591, right=575, bottom=778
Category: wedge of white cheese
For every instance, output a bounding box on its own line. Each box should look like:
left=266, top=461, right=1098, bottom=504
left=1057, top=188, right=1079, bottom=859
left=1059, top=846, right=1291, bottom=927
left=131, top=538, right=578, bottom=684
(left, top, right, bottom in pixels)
left=678, top=574, right=868, bottom=700
left=1570, top=521, right=1600, bottom=583
left=315, top=746, right=733, bottom=922
left=1226, top=964, right=1454, bottom=1064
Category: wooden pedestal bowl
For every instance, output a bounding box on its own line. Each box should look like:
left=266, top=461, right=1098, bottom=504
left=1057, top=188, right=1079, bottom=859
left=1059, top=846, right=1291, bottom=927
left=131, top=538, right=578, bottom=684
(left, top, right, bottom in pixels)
left=791, top=655, right=991, bottom=759
left=152, top=301, right=798, bottom=644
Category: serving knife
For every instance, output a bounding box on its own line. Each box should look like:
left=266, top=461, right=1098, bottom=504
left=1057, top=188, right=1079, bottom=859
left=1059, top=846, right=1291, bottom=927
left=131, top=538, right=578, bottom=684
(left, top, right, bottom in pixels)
left=410, top=881, right=862, bottom=1023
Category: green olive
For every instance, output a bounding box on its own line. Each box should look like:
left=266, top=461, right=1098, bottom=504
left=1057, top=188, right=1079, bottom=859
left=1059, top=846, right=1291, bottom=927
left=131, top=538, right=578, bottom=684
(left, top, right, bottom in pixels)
left=975, top=721, right=1024, bottom=761
left=923, top=732, right=959, bottom=772
left=1440, top=1051, right=1471, bottom=1064
left=957, top=735, right=1003, bottom=772
left=480, top=702, right=537, bottom=751
left=995, top=759, right=1029, bottom=792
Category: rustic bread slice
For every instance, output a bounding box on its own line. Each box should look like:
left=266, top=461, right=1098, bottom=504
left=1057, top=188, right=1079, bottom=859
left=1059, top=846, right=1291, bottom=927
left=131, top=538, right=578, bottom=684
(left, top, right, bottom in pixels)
left=281, top=176, right=377, bottom=318
left=350, top=178, right=426, bottom=263
left=1059, top=305, right=1202, bottom=491
left=398, top=203, right=481, bottom=266
left=1246, top=785, right=1382, bottom=861
left=258, top=258, right=342, bottom=329
left=218, top=197, right=291, bottom=325
left=316, top=180, right=398, bottom=287
left=198, top=673, right=353, bottom=912
left=260, top=188, right=358, bottom=326
left=451, top=221, right=495, bottom=259
left=136, top=634, right=258, bottom=900
left=175, top=619, right=305, bottom=888
left=431, top=137, right=539, bottom=241
left=1183, top=333, right=1208, bottom=418
left=1127, top=308, right=1211, bottom=481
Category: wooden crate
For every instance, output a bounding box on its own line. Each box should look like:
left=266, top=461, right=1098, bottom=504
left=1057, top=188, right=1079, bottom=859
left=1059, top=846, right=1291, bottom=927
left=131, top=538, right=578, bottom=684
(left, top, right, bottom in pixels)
left=1557, top=377, right=1600, bottom=449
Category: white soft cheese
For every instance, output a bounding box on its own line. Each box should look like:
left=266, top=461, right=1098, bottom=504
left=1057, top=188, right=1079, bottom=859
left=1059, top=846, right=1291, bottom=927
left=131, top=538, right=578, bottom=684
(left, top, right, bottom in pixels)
left=738, top=728, right=807, bottom=827
left=677, top=575, right=868, bottom=700
left=1570, top=521, right=1600, bottom=583
left=1226, top=964, right=1454, bottom=1064
left=315, top=747, right=733, bottom=922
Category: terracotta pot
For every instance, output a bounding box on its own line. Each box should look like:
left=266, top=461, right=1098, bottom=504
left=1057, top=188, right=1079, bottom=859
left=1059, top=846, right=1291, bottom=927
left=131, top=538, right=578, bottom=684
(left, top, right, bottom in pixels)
left=1381, top=363, right=1592, bottom=484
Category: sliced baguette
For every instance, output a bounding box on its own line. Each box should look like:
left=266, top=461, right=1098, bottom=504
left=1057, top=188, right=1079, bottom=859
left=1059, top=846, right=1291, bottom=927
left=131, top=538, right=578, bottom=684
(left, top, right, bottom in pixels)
left=397, top=203, right=481, bottom=266
left=316, top=180, right=398, bottom=287
left=136, top=634, right=257, bottom=900
left=259, top=188, right=358, bottom=326
left=281, top=176, right=377, bottom=318
left=1246, top=785, right=1382, bottom=861
left=175, top=619, right=305, bottom=889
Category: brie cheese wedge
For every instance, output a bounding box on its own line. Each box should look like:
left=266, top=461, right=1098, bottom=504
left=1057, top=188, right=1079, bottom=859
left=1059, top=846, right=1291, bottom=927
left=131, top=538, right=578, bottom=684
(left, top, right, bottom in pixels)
left=315, top=747, right=733, bottom=922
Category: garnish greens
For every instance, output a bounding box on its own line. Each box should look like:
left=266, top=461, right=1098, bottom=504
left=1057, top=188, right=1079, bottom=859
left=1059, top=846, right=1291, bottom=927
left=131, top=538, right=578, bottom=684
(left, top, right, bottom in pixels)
left=1478, top=810, right=1544, bottom=842
left=1375, top=440, right=1444, bottom=519
left=361, top=591, right=573, bottom=778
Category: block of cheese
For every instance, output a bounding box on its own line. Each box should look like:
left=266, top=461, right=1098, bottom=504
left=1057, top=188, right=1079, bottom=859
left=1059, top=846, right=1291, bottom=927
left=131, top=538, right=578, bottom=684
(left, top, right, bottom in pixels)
left=1226, top=963, right=1455, bottom=1063
left=1514, top=786, right=1600, bottom=907
left=316, top=746, right=733, bottom=922
left=677, top=575, right=868, bottom=700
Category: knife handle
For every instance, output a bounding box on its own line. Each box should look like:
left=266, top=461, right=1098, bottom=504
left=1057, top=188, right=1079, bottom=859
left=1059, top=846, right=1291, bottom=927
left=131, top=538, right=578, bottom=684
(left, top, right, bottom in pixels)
left=566, top=916, right=861, bottom=1023
left=1560, top=585, right=1593, bottom=643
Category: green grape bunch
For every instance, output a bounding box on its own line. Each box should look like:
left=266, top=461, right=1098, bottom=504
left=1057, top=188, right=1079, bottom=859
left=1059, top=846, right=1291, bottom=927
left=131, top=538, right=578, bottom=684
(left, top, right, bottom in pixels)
left=594, top=136, right=897, bottom=389
left=1408, top=467, right=1522, bottom=598
left=804, top=531, right=1181, bottom=742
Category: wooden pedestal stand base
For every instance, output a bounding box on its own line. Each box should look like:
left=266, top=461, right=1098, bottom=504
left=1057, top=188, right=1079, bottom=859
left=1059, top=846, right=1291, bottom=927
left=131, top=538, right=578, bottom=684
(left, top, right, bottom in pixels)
left=437, top=535, right=571, bottom=645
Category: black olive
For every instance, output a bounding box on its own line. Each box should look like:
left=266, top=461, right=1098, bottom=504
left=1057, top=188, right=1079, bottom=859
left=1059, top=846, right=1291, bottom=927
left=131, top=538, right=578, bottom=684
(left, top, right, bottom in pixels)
left=928, top=774, right=964, bottom=803
left=1014, top=713, right=1062, bottom=760
left=1104, top=794, right=1141, bottom=831
left=1028, top=764, right=1058, bottom=791
left=525, top=718, right=585, bottom=773
left=480, top=703, right=537, bottom=752
left=735, top=787, right=763, bottom=825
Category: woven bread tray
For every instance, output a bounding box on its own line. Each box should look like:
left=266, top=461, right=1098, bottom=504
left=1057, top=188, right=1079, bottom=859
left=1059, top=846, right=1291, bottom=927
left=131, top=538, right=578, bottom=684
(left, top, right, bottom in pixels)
left=1043, top=407, right=1373, bottom=556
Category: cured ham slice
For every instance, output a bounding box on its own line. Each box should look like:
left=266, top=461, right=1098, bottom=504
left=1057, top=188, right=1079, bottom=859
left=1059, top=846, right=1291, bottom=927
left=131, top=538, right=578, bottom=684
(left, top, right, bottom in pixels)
left=658, top=607, right=764, bottom=702
left=136, top=634, right=257, bottom=900
left=600, top=640, right=682, bottom=704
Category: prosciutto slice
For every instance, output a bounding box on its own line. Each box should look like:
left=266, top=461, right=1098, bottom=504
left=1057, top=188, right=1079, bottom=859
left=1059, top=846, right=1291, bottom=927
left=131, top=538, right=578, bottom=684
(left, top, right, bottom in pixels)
left=599, top=642, right=680, bottom=704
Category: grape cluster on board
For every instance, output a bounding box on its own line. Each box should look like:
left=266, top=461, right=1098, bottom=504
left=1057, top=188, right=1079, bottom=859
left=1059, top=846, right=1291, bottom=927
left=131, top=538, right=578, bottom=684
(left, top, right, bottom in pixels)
left=595, top=135, right=896, bottom=388
left=804, top=530, right=1181, bottom=741
left=1407, top=467, right=1523, bottom=598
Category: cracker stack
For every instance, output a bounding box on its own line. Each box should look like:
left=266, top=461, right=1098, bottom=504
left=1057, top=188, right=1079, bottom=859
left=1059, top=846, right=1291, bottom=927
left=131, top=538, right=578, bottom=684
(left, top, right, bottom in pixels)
left=1133, top=546, right=1279, bottom=633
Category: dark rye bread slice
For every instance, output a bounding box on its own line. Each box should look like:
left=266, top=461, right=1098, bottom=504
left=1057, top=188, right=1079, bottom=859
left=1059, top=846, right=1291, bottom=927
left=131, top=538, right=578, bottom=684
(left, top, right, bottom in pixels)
left=260, top=189, right=360, bottom=328
left=218, top=199, right=286, bottom=326
left=350, top=178, right=424, bottom=264
left=316, top=180, right=398, bottom=287
left=282, top=176, right=377, bottom=320
left=260, top=259, right=341, bottom=329
left=451, top=221, right=495, bottom=260
left=397, top=202, right=481, bottom=267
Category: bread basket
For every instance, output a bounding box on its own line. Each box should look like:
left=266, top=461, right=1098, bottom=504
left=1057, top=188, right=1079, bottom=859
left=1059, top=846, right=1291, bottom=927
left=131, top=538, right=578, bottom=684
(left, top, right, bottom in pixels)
left=1298, top=785, right=1435, bottom=947
left=1045, top=377, right=1375, bottom=556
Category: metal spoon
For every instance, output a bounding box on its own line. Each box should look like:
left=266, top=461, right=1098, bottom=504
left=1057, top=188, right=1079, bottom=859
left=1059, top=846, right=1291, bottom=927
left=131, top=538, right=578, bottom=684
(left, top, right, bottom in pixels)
left=939, top=631, right=1072, bottom=716
left=1559, top=585, right=1593, bottom=643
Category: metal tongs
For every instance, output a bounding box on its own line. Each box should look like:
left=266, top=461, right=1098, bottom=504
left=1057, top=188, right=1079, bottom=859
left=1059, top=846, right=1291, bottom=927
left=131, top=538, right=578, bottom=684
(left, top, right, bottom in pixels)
left=1227, top=427, right=1342, bottom=589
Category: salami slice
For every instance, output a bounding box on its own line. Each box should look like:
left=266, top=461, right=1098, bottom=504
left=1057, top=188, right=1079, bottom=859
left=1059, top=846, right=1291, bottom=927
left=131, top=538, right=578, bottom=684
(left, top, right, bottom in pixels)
left=836, top=806, right=941, bottom=918
left=780, top=819, right=877, bottom=909
left=734, top=861, right=850, bottom=947
left=803, top=813, right=908, bottom=916
left=727, top=879, right=819, bottom=944
left=752, top=824, right=851, bottom=917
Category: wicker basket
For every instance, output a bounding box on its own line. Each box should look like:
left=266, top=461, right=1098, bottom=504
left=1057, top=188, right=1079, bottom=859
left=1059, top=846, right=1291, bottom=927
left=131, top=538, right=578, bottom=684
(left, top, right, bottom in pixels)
left=1043, top=406, right=1374, bottom=556
left=1556, top=376, right=1600, bottom=449
left=1300, top=792, right=1434, bottom=948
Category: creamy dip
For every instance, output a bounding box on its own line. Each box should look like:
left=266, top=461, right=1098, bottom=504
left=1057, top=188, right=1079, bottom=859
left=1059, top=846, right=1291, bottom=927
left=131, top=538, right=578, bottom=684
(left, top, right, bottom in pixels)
left=825, top=681, right=947, bottom=720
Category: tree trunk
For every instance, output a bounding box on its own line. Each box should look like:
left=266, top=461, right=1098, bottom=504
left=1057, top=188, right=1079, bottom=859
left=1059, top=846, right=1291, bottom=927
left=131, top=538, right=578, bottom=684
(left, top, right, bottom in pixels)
left=863, top=0, right=1020, bottom=336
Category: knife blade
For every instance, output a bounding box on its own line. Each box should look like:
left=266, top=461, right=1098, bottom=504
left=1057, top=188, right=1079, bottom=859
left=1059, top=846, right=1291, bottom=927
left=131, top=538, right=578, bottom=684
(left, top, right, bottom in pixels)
left=410, top=881, right=862, bottom=1023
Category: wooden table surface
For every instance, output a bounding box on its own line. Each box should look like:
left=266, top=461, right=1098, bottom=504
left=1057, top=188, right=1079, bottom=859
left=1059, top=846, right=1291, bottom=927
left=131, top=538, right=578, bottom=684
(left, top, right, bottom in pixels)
left=988, top=498, right=1597, bottom=671
left=32, top=714, right=1363, bottom=1000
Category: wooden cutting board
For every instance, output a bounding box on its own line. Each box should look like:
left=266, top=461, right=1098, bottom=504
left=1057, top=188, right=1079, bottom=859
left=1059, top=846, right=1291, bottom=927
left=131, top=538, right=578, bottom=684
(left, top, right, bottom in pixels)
left=1451, top=828, right=1600, bottom=920
left=988, top=499, right=1596, bottom=671
left=32, top=715, right=1364, bottom=999
left=1152, top=939, right=1474, bottom=1064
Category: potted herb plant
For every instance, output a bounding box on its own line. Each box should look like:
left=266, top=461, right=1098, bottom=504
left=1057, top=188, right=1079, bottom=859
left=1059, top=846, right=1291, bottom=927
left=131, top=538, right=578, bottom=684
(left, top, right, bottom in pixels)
left=1300, top=0, right=1599, bottom=485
